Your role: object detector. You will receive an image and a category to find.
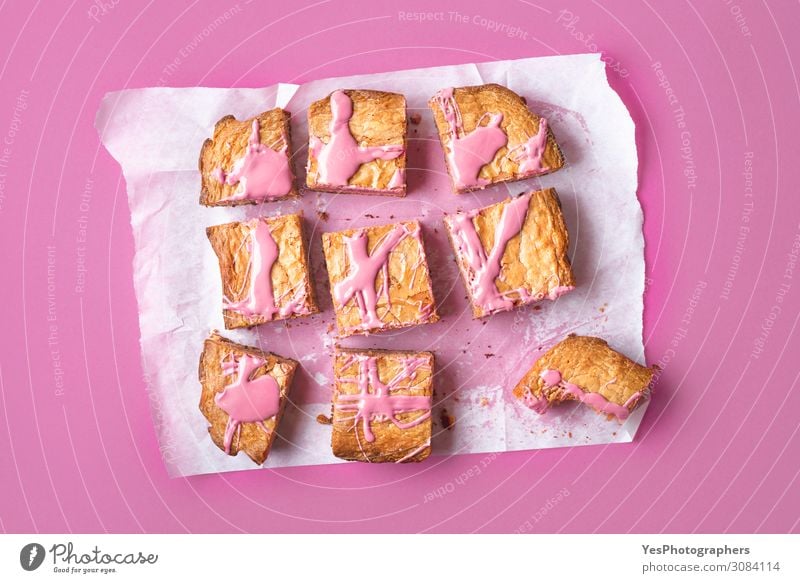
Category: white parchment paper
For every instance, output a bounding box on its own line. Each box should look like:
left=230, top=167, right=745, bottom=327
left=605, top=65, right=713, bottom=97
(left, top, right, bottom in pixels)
left=97, top=54, right=646, bottom=477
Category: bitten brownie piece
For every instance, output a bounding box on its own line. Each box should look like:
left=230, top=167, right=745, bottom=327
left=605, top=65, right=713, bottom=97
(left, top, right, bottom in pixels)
left=444, top=188, right=575, bottom=319
left=513, top=335, right=656, bottom=420
left=199, top=332, right=298, bottom=465
left=306, top=89, right=407, bottom=195
left=199, top=108, right=298, bottom=206
left=321, top=220, right=439, bottom=336
left=206, top=214, right=318, bottom=329
left=428, top=83, right=565, bottom=193
left=331, top=348, right=434, bottom=463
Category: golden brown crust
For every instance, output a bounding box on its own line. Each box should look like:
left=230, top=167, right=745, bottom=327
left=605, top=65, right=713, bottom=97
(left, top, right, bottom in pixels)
left=199, top=108, right=298, bottom=206
left=306, top=89, right=407, bottom=195
left=444, top=188, right=575, bottom=318
left=428, top=83, right=565, bottom=194
left=321, top=220, right=439, bottom=336
left=206, top=214, right=318, bottom=329
left=331, top=348, right=434, bottom=463
left=198, top=332, right=298, bottom=465
left=513, top=335, right=655, bottom=416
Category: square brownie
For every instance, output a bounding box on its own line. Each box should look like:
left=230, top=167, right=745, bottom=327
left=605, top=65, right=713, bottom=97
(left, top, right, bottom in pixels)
left=331, top=348, right=434, bottom=463
left=206, top=214, right=318, bottom=329
left=429, top=83, right=565, bottom=193
left=321, top=220, right=439, bottom=336
left=199, top=332, right=298, bottom=465
left=513, top=335, right=655, bottom=420
left=306, top=89, right=407, bottom=195
left=200, top=108, right=298, bottom=206
left=444, top=188, right=575, bottom=318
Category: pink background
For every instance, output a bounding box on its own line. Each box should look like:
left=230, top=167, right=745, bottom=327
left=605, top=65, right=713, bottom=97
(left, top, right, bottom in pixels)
left=1, top=0, right=798, bottom=533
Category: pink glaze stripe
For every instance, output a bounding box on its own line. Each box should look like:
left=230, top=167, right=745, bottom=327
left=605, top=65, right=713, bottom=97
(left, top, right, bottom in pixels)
left=528, top=369, right=645, bottom=421
left=387, top=167, right=405, bottom=190
left=508, top=117, right=551, bottom=176
left=335, top=354, right=432, bottom=443
left=215, top=354, right=281, bottom=455
left=309, top=90, right=403, bottom=187
left=214, top=118, right=293, bottom=201
left=433, top=87, right=507, bottom=189
left=224, top=219, right=310, bottom=321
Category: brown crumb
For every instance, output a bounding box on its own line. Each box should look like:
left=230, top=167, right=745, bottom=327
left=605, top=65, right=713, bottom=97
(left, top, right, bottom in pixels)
left=409, top=113, right=422, bottom=125
left=484, top=353, right=494, bottom=359
left=316, top=210, right=329, bottom=222
left=316, top=414, right=332, bottom=425
left=533, top=305, right=542, bottom=311
left=364, top=213, right=377, bottom=218
left=568, top=432, right=573, bottom=438
left=440, top=408, right=455, bottom=431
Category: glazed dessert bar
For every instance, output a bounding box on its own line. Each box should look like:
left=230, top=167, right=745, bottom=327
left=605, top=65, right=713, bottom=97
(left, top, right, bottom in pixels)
left=199, top=332, right=298, bottom=465
left=429, top=83, right=565, bottom=193
left=331, top=348, right=434, bottom=463
left=200, top=108, right=298, bottom=205
left=321, top=220, right=439, bottom=336
left=206, top=214, right=318, bottom=329
left=513, top=335, right=655, bottom=420
left=306, top=89, right=407, bottom=195
left=444, top=188, right=575, bottom=319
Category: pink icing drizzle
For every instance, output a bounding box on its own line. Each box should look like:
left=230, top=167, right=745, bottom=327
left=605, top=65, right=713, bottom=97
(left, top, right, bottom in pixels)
left=387, top=167, right=405, bottom=190
left=433, top=87, right=508, bottom=189
left=507, top=117, right=550, bottom=176
left=333, top=223, right=422, bottom=332
left=529, top=369, right=644, bottom=420
left=335, top=354, right=432, bottom=443
left=309, top=90, right=404, bottom=187
left=215, top=354, right=281, bottom=454
left=214, top=119, right=292, bottom=201
left=224, top=219, right=309, bottom=321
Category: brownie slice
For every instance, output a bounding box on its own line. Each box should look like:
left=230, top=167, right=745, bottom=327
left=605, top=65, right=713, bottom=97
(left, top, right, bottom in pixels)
left=321, top=220, right=439, bottom=336
left=429, top=83, right=565, bottom=193
left=444, top=188, right=575, bottom=318
left=331, top=348, right=434, bottom=463
left=513, top=335, right=656, bottom=420
left=206, top=214, right=318, bottom=329
left=199, top=332, right=298, bottom=465
left=200, top=108, right=298, bottom=206
left=306, top=89, right=407, bottom=195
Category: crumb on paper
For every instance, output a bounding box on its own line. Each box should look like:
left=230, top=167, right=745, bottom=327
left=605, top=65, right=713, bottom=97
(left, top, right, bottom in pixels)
left=409, top=112, right=422, bottom=124
left=316, top=210, right=329, bottom=222
left=316, top=414, right=332, bottom=425
left=440, top=408, right=455, bottom=431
